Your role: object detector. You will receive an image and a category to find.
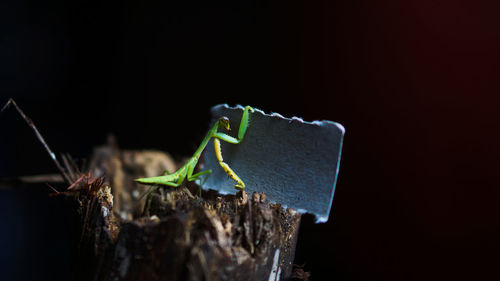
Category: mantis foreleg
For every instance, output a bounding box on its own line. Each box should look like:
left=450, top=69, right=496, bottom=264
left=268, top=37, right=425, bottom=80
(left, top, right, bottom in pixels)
left=213, top=138, right=245, bottom=189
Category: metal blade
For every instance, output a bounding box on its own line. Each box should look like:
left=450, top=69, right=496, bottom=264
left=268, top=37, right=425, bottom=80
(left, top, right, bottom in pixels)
left=202, top=104, right=345, bottom=223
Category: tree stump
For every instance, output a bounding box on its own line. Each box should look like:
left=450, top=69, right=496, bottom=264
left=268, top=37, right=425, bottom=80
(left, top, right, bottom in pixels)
left=68, top=140, right=301, bottom=281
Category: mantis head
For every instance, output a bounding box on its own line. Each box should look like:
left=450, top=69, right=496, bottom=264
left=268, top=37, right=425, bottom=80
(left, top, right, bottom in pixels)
left=218, top=116, right=231, bottom=131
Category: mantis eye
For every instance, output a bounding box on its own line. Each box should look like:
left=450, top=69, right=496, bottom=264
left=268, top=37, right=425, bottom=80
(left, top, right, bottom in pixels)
left=219, top=117, right=230, bottom=130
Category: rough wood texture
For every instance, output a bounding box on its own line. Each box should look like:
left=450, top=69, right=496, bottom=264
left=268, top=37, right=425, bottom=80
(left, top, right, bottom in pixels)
left=67, top=141, right=301, bottom=281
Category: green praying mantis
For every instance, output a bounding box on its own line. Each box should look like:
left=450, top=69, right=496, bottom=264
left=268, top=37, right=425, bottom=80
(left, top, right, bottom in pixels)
left=135, top=105, right=254, bottom=198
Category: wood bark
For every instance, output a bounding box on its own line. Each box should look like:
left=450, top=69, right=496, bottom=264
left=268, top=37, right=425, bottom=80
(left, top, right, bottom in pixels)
left=67, top=140, right=301, bottom=281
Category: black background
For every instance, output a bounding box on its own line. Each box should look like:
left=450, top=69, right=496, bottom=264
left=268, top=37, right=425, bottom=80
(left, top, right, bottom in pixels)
left=1, top=1, right=500, bottom=280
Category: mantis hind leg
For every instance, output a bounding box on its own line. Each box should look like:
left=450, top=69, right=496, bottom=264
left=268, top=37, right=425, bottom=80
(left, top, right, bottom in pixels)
left=137, top=176, right=181, bottom=201
left=186, top=166, right=212, bottom=197
left=188, top=169, right=212, bottom=183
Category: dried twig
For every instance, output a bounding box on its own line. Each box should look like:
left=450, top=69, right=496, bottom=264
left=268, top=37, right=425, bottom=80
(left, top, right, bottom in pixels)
left=1, top=98, right=73, bottom=184
left=61, top=154, right=77, bottom=182
left=65, top=153, right=82, bottom=175
left=0, top=174, right=65, bottom=189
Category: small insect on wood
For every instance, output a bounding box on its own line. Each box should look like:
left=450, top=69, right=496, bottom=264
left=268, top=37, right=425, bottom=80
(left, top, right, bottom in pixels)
left=135, top=105, right=254, bottom=198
